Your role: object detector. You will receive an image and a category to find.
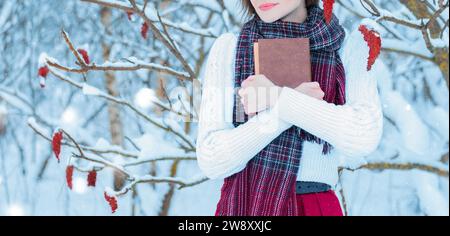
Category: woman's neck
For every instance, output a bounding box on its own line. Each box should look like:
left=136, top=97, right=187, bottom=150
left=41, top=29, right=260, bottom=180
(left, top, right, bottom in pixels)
left=281, top=4, right=308, bottom=23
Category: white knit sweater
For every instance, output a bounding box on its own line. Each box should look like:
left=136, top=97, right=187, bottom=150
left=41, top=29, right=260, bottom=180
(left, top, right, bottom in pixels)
left=196, top=27, right=383, bottom=188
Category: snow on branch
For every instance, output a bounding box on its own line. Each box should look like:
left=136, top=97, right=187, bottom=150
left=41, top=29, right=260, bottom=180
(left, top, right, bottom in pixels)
left=80, top=0, right=218, bottom=38
left=127, top=0, right=196, bottom=79
left=27, top=119, right=203, bottom=190
left=339, top=0, right=449, bottom=87
left=26, top=0, right=213, bottom=213
left=0, top=86, right=34, bottom=114
left=28, top=117, right=138, bottom=159
left=343, top=162, right=449, bottom=178
left=111, top=174, right=208, bottom=197
left=28, top=115, right=196, bottom=163
left=29, top=116, right=205, bottom=212
left=45, top=67, right=195, bottom=150
left=45, top=30, right=191, bottom=81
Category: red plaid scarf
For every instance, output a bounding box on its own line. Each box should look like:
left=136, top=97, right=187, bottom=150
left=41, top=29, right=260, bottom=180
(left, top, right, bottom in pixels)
left=215, top=6, right=346, bottom=216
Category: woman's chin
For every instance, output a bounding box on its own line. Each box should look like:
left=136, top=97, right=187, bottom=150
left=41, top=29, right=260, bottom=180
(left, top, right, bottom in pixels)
left=258, top=15, right=281, bottom=23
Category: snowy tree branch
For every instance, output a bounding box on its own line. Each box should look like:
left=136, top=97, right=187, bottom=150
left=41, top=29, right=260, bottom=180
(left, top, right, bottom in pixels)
left=357, top=0, right=449, bottom=86
left=128, top=0, right=196, bottom=79
left=27, top=118, right=138, bottom=159
left=47, top=56, right=191, bottom=81
left=343, top=162, right=449, bottom=177
left=78, top=0, right=203, bottom=121
left=28, top=110, right=197, bottom=163
left=61, top=29, right=88, bottom=68
left=48, top=29, right=192, bottom=81
left=80, top=0, right=218, bottom=38
left=46, top=68, right=195, bottom=150
left=27, top=121, right=204, bottom=192
left=111, top=175, right=208, bottom=197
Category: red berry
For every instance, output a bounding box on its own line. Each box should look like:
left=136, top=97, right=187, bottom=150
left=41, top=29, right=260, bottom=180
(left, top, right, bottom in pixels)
left=359, top=25, right=382, bottom=71
left=141, top=22, right=149, bottom=39
left=52, top=130, right=63, bottom=162
left=87, top=170, right=97, bottom=187
left=323, top=0, right=335, bottom=24
left=38, top=66, right=50, bottom=78
left=66, top=165, right=74, bottom=190
left=104, top=192, right=118, bottom=213
left=77, top=49, right=90, bottom=64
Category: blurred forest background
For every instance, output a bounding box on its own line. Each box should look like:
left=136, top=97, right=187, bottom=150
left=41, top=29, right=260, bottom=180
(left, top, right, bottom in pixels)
left=0, top=0, right=448, bottom=216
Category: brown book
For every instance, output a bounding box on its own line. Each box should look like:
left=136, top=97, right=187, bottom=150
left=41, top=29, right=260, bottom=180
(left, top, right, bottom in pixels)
left=254, top=38, right=312, bottom=88
left=237, top=38, right=312, bottom=120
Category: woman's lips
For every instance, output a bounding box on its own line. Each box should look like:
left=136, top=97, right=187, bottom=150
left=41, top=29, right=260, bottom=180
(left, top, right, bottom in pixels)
left=258, top=3, right=279, bottom=11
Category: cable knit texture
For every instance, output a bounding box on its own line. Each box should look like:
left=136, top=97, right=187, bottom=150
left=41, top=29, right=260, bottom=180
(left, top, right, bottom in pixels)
left=196, top=27, right=383, bottom=188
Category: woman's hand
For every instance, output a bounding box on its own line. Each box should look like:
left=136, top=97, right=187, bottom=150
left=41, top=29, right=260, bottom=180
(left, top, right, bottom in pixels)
left=295, top=82, right=325, bottom=100
left=238, top=74, right=282, bottom=115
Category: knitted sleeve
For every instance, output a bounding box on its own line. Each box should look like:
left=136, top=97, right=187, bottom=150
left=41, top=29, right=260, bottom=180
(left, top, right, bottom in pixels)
left=196, top=33, right=292, bottom=180
left=272, top=27, right=384, bottom=157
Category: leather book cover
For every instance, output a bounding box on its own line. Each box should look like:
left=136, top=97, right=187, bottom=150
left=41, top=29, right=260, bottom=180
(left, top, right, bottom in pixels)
left=237, top=38, right=312, bottom=120
left=254, top=38, right=312, bottom=88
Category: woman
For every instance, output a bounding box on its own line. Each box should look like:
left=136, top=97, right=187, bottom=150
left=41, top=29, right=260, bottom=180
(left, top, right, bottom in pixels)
left=196, top=0, right=383, bottom=216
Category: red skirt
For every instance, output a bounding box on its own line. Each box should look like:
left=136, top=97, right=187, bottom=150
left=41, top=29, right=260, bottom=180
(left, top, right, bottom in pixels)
left=296, top=190, right=343, bottom=216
